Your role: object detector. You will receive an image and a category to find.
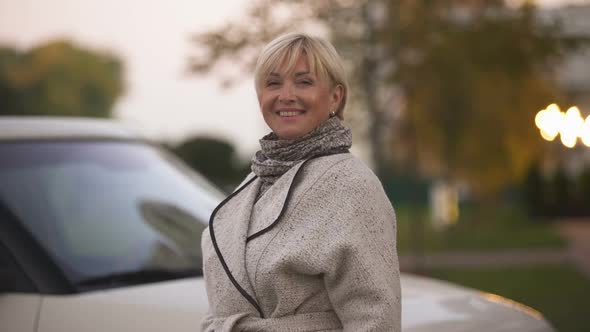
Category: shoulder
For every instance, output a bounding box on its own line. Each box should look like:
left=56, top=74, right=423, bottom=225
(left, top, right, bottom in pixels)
left=305, top=153, right=382, bottom=191
left=288, top=153, right=396, bottom=239
left=298, top=153, right=388, bottom=205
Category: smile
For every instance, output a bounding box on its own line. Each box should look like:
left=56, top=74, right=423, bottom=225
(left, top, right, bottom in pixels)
left=277, top=110, right=305, bottom=117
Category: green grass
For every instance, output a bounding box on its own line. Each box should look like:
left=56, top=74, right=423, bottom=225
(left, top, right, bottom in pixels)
left=425, top=265, right=590, bottom=332
left=396, top=204, right=566, bottom=254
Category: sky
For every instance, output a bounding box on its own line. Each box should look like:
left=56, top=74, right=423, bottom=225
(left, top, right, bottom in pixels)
left=0, top=0, right=589, bottom=156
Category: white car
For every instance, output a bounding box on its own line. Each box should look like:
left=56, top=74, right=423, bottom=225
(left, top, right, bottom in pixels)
left=0, top=116, right=555, bottom=332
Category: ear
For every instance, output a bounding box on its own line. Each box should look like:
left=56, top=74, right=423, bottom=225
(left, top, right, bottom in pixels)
left=330, top=84, right=344, bottom=110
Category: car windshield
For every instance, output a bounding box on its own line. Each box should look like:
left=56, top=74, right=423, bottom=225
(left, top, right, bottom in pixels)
left=0, top=140, right=224, bottom=289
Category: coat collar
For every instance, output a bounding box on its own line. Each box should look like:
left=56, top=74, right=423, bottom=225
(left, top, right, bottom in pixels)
left=247, top=160, right=306, bottom=242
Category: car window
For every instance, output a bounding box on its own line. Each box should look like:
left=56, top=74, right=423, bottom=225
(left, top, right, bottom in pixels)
left=0, top=141, right=223, bottom=289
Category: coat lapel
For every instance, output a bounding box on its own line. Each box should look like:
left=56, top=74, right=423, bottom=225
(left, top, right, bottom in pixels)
left=248, top=160, right=306, bottom=241
left=209, top=175, right=262, bottom=315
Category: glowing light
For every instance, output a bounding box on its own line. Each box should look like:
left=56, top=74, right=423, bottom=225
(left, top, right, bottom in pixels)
left=582, top=116, right=590, bottom=147
left=560, top=107, right=584, bottom=148
left=534, top=104, right=589, bottom=148
left=561, top=133, right=577, bottom=148
left=539, top=128, right=557, bottom=141
left=535, top=104, right=562, bottom=141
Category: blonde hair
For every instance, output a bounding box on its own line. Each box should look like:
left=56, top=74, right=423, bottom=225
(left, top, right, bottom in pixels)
left=254, top=32, right=349, bottom=119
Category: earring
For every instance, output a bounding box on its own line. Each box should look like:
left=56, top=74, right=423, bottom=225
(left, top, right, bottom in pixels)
left=329, top=109, right=336, bottom=118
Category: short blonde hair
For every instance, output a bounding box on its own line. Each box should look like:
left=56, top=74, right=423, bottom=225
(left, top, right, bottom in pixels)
left=254, top=32, right=349, bottom=119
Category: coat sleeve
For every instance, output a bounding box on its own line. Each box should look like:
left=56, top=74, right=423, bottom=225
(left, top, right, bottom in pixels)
left=305, top=162, right=401, bottom=332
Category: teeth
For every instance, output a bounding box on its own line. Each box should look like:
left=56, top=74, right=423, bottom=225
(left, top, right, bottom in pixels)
left=279, top=111, right=301, bottom=116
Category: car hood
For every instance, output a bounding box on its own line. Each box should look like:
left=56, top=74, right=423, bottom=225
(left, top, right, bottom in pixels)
left=38, top=278, right=209, bottom=331
left=401, top=274, right=554, bottom=332
left=37, top=274, right=554, bottom=332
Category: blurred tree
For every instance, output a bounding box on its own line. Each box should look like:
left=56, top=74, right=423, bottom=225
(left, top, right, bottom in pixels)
left=0, top=40, right=124, bottom=117
left=522, top=161, right=545, bottom=217
left=188, top=0, right=583, bottom=196
left=392, top=2, right=583, bottom=195
left=546, top=166, right=571, bottom=217
left=172, top=136, right=249, bottom=191
left=576, top=166, right=590, bottom=216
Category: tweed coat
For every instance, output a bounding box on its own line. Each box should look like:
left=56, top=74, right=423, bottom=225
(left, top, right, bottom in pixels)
left=201, top=153, right=401, bottom=332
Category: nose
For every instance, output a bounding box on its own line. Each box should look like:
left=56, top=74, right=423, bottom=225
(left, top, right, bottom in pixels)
left=278, top=82, right=296, bottom=104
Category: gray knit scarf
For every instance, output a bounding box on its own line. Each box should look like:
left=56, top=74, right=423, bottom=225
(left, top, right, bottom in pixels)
left=251, top=117, right=352, bottom=197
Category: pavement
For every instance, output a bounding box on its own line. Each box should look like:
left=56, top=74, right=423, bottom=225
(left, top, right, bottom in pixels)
left=399, top=219, right=590, bottom=278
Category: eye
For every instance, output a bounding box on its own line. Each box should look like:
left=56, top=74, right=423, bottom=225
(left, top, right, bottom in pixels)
left=297, top=79, right=313, bottom=86
left=265, top=80, right=280, bottom=87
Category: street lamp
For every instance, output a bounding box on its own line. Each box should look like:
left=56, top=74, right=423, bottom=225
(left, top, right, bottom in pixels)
left=582, top=116, right=590, bottom=147
left=535, top=104, right=590, bottom=148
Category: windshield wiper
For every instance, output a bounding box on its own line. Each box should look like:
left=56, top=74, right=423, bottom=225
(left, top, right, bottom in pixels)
left=76, top=267, right=201, bottom=289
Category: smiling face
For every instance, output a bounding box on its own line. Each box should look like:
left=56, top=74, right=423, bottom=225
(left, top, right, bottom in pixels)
left=258, top=55, right=343, bottom=140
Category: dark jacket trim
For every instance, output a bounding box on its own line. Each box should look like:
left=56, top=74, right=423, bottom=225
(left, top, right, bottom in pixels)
left=208, top=175, right=264, bottom=317
left=208, top=152, right=349, bottom=319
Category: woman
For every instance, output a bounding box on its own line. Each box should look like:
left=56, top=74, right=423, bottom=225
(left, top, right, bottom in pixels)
left=201, top=32, right=401, bottom=331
